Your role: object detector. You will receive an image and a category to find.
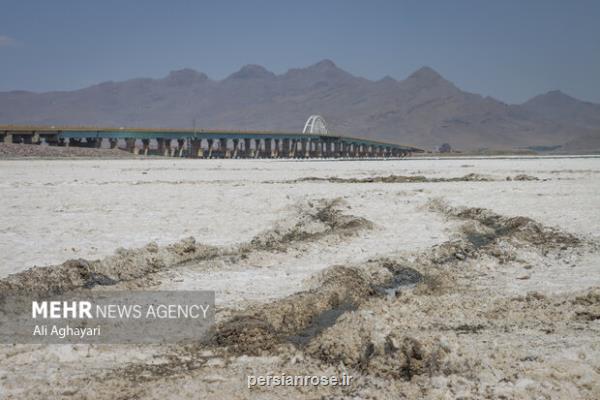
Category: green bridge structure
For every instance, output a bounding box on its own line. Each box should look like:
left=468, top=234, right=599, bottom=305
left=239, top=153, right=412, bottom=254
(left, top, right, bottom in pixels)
left=0, top=125, right=423, bottom=159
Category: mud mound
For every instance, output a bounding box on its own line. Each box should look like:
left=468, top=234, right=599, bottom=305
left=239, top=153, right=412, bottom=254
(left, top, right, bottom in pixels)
left=370, top=259, right=424, bottom=296
left=283, top=173, right=496, bottom=184
left=213, top=265, right=376, bottom=355
left=279, top=173, right=543, bottom=184
left=365, top=334, right=453, bottom=380
left=245, top=198, right=373, bottom=251
left=507, top=174, right=539, bottom=181
left=456, top=208, right=581, bottom=248
left=0, top=239, right=223, bottom=298
left=306, top=309, right=457, bottom=380
left=213, top=315, right=278, bottom=354
left=429, top=199, right=582, bottom=251
left=290, top=175, right=431, bottom=183
left=571, top=288, right=600, bottom=321
left=213, top=258, right=433, bottom=356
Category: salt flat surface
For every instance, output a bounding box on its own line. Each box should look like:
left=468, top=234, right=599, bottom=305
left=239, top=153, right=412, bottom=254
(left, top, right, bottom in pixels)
left=2, top=156, right=600, bottom=399
left=1, top=157, right=599, bottom=285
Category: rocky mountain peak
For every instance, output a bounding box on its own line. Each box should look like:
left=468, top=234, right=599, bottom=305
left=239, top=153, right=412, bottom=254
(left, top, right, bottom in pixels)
left=526, top=90, right=578, bottom=106
left=407, top=66, right=445, bottom=82
left=310, top=59, right=338, bottom=70
left=164, top=68, right=208, bottom=86
left=226, top=64, right=276, bottom=80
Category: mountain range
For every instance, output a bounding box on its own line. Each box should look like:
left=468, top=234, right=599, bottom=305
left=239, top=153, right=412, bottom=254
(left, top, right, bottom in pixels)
left=1, top=59, right=599, bottom=151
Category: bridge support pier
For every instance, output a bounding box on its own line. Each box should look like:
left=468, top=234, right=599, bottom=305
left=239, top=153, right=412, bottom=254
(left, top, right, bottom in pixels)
left=219, top=138, right=228, bottom=158
left=253, top=138, right=261, bottom=158
left=281, top=139, right=290, bottom=158
left=333, top=141, right=341, bottom=158
left=177, top=139, right=185, bottom=157
left=232, top=139, right=239, bottom=158
left=124, top=138, right=136, bottom=153
left=261, top=139, right=269, bottom=158
left=206, top=139, right=213, bottom=158
left=300, top=140, right=306, bottom=158
left=293, top=140, right=299, bottom=158
left=190, top=139, right=201, bottom=158
left=157, top=139, right=165, bottom=156
left=243, top=139, right=251, bottom=158
left=142, top=139, right=150, bottom=155
left=160, top=139, right=170, bottom=156
left=3, top=133, right=13, bottom=144
left=312, top=140, right=319, bottom=158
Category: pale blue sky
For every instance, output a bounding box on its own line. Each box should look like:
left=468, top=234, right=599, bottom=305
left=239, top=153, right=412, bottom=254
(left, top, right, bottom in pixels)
left=1, top=0, right=599, bottom=103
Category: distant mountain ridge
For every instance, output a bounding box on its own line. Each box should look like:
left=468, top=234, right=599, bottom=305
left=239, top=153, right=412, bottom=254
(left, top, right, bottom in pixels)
left=1, top=60, right=599, bottom=151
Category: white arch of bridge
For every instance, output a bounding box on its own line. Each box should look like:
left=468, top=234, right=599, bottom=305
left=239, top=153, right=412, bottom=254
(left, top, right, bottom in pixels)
left=302, top=115, right=328, bottom=135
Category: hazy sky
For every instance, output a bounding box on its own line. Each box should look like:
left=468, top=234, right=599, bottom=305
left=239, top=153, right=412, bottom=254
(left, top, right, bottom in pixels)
left=1, top=0, right=599, bottom=103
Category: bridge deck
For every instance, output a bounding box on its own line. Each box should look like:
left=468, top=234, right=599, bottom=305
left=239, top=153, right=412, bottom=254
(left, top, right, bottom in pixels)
left=0, top=125, right=423, bottom=158
left=0, top=126, right=421, bottom=151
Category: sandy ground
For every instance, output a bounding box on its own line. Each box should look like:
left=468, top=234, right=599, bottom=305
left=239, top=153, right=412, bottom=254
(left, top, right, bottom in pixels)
left=0, top=156, right=599, bottom=399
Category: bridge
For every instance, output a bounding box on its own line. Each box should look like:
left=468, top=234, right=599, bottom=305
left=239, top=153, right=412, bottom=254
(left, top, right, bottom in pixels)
left=0, top=117, right=423, bottom=159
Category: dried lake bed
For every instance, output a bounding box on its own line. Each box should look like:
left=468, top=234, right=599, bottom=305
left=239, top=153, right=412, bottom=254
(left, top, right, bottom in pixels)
left=0, top=156, right=599, bottom=399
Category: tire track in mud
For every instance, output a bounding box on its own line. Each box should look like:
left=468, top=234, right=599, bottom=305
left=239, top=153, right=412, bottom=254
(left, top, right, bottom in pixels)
left=77, top=203, right=598, bottom=392
left=302, top=204, right=595, bottom=382
left=0, top=198, right=373, bottom=299
left=7, top=201, right=596, bottom=395
left=205, top=202, right=593, bottom=378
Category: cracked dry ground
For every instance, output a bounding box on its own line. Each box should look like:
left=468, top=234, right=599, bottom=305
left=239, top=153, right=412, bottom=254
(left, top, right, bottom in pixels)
left=1, top=166, right=600, bottom=399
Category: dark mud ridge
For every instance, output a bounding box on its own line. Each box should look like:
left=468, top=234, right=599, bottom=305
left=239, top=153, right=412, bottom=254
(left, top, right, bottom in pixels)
left=276, top=173, right=541, bottom=184
left=427, top=199, right=585, bottom=264
left=0, top=198, right=373, bottom=299
left=212, top=261, right=423, bottom=355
